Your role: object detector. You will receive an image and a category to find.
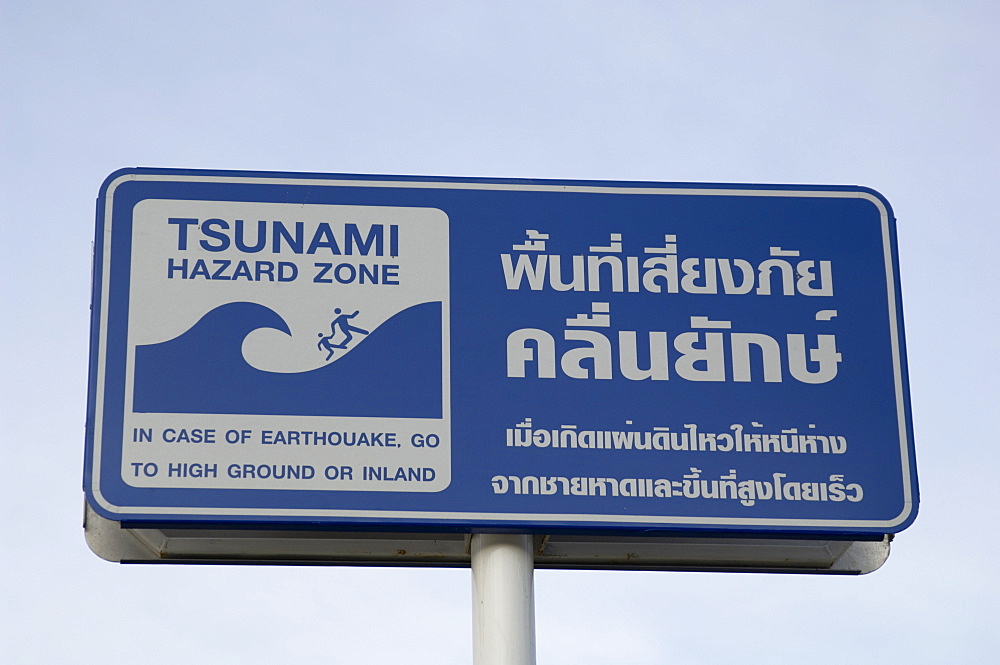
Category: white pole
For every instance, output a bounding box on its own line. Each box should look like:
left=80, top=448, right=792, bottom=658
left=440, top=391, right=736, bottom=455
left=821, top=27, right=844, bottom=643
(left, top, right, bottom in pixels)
left=471, top=533, right=536, bottom=665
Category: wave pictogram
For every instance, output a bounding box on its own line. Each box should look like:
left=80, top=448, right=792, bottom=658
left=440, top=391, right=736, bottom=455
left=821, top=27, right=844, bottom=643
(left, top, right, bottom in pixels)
left=133, top=301, right=442, bottom=418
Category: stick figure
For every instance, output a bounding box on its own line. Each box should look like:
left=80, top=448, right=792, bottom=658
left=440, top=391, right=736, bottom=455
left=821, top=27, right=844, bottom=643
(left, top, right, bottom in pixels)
left=329, top=308, right=369, bottom=348
left=317, top=333, right=338, bottom=361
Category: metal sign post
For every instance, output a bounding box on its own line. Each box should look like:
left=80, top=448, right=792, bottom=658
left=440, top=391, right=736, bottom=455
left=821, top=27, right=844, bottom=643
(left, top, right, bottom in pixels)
left=471, top=534, right=536, bottom=665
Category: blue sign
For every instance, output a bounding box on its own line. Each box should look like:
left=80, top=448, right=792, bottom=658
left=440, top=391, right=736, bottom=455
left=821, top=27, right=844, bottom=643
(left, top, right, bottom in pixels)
left=85, top=168, right=918, bottom=535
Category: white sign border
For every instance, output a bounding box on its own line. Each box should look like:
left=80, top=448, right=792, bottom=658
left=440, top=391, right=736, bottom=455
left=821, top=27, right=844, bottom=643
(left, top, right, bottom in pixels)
left=88, top=172, right=915, bottom=531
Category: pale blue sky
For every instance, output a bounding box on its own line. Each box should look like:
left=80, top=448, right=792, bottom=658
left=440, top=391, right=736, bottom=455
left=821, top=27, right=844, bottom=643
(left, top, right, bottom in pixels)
left=2, top=2, right=998, bottom=663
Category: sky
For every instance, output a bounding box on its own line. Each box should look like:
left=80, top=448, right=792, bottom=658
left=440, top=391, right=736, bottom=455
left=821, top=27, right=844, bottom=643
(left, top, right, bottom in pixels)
left=2, top=2, right=999, bottom=663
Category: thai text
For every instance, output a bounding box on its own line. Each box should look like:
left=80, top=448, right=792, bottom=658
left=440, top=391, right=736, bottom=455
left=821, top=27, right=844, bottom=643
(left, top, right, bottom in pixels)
left=491, top=470, right=863, bottom=507
left=507, top=303, right=842, bottom=384
left=505, top=418, right=847, bottom=455
left=501, top=230, right=832, bottom=296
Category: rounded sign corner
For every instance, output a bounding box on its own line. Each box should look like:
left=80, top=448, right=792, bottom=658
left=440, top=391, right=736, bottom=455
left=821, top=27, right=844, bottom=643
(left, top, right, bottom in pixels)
left=886, top=498, right=919, bottom=534
left=84, top=485, right=127, bottom=524
left=98, top=168, right=141, bottom=198
left=854, top=185, right=896, bottom=220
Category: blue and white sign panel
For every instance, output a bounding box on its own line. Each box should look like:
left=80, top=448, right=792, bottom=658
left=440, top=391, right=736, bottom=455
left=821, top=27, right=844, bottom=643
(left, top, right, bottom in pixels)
left=85, top=169, right=918, bottom=535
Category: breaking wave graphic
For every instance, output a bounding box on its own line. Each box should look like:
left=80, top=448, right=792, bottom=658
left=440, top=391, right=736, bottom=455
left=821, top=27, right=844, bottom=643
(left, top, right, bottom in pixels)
left=133, top=301, right=442, bottom=418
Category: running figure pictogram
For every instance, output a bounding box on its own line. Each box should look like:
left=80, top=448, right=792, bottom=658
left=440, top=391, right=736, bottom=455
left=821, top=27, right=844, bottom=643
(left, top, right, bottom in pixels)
left=330, top=308, right=369, bottom=346
left=317, top=333, right=339, bottom=361
left=317, top=308, right=370, bottom=361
